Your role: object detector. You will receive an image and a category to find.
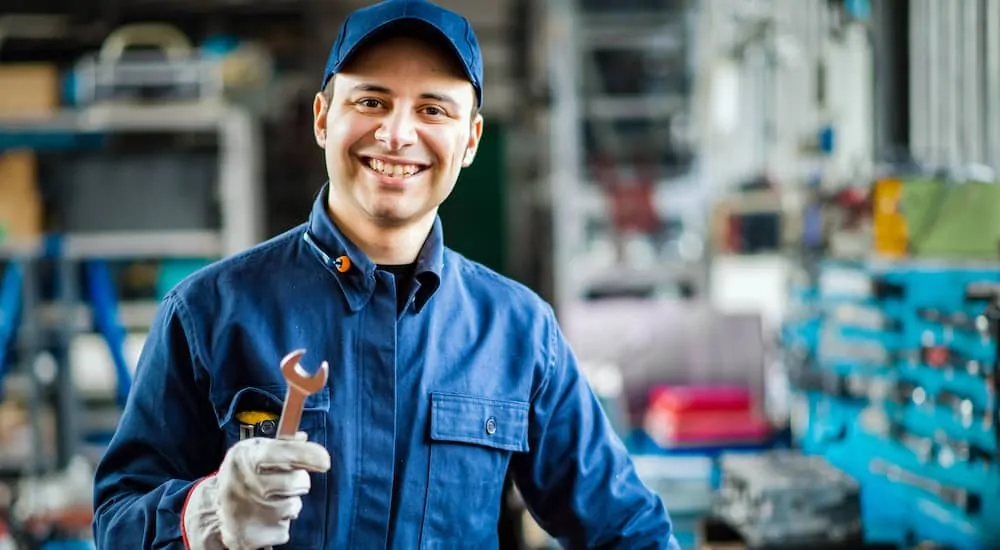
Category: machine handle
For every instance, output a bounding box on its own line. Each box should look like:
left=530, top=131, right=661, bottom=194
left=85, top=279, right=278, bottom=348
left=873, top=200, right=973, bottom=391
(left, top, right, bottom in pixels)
left=98, top=22, right=194, bottom=63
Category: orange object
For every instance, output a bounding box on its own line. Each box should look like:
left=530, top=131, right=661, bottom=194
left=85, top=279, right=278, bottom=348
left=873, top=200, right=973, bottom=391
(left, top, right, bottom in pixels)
left=873, top=178, right=908, bottom=258
left=334, top=255, right=351, bottom=273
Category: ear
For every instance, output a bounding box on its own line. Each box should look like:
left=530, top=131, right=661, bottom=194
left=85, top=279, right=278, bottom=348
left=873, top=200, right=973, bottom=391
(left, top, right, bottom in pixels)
left=462, top=113, right=485, bottom=167
left=313, top=92, right=329, bottom=148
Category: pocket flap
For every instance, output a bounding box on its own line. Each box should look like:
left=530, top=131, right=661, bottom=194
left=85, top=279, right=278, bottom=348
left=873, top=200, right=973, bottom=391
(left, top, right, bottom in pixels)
left=430, top=392, right=529, bottom=452
left=214, top=384, right=331, bottom=428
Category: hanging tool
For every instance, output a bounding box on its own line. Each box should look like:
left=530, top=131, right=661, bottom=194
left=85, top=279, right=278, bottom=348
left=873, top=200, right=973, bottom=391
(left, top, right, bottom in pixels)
left=276, top=349, right=328, bottom=439
left=870, top=459, right=981, bottom=514
left=0, top=262, right=23, bottom=398
left=965, top=283, right=1000, bottom=458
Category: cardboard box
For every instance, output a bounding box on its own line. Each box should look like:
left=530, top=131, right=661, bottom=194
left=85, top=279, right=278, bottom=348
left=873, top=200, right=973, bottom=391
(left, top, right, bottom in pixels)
left=0, top=63, right=61, bottom=118
left=0, top=150, right=43, bottom=239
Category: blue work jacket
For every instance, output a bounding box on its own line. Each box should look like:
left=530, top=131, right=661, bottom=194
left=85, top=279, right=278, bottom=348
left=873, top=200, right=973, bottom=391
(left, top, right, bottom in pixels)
left=92, top=184, right=678, bottom=549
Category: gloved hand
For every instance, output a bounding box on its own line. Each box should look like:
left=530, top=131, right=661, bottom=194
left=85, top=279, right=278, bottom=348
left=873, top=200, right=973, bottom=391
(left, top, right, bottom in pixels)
left=182, top=432, right=331, bottom=550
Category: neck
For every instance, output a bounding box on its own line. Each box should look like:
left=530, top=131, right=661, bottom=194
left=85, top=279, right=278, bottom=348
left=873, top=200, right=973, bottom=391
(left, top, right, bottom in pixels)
left=326, top=203, right=435, bottom=266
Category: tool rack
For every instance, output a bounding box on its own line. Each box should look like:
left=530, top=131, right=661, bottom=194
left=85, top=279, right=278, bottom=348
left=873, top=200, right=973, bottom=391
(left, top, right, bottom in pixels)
left=781, top=258, right=1000, bottom=548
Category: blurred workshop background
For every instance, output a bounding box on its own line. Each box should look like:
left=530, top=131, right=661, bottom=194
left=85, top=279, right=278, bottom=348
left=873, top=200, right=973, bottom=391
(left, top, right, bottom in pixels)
left=0, top=0, right=998, bottom=548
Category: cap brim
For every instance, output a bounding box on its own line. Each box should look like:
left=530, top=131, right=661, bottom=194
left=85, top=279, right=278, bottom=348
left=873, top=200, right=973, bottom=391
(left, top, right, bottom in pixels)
left=325, top=17, right=477, bottom=101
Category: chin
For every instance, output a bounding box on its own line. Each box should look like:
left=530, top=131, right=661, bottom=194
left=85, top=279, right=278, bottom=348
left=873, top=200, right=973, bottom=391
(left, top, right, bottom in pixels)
left=365, top=203, right=433, bottom=227
left=367, top=212, right=416, bottom=227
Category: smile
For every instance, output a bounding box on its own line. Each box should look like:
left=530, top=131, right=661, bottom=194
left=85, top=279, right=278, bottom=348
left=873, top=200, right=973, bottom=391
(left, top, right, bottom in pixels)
left=361, top=156, right=429, bottom=178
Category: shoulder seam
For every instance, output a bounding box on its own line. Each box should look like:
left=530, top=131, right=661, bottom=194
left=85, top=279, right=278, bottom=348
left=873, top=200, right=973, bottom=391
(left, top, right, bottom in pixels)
left=451, top=250, right=538, bottom=297
left=533, top=302, right=559, bottom=403
left=163, top=289, right=209, bottom=378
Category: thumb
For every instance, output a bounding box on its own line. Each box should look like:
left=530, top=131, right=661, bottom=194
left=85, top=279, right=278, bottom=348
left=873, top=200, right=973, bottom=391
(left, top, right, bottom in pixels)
left=258, top=438, right=331, bottom=473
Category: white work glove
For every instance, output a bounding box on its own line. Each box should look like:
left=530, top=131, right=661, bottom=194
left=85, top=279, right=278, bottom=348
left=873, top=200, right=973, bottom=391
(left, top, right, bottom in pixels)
left=182, top=432, right=331, bottom=550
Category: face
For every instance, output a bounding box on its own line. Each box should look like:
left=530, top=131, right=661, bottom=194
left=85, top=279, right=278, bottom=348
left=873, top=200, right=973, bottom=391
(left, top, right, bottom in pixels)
left=313, top=35, right=484, bottom=231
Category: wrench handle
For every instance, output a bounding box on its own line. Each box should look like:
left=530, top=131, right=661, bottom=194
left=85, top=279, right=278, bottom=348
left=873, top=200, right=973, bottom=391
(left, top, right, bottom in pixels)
left=276, top=389, right=307, bottom=439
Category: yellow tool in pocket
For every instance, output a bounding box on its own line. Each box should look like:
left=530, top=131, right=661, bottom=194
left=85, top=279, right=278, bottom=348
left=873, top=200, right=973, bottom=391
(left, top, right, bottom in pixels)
left=235, top=411, right=279, bottom=440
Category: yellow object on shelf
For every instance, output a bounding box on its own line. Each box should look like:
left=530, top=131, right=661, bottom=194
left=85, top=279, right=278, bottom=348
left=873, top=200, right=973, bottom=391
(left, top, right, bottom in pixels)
left=0, top=151, right=43, bottom=241
left=872, top=178, right=908, bottom=258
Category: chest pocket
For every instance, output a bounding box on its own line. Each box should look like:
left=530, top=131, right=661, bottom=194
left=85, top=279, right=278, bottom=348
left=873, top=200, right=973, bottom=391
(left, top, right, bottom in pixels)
left=215, top=385, right=331, bottom=550
left=423, top=392, right=529, bottom=547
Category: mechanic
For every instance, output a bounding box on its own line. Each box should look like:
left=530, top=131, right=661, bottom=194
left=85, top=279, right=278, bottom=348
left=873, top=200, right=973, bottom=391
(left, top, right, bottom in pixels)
left=92, top=0, right=680, bottom=548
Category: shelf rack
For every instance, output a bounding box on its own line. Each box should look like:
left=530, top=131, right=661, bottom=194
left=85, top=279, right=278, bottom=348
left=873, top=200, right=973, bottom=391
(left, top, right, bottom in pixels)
left=544, top=0, right=703, bottom=311
left=0, top=101, right=265, bottom=259
left=0, top=100, right=264, bottom=473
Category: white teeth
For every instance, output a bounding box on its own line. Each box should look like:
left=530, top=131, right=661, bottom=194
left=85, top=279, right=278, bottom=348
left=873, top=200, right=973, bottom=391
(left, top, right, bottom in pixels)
left=367, top=158, right=420, bottom=177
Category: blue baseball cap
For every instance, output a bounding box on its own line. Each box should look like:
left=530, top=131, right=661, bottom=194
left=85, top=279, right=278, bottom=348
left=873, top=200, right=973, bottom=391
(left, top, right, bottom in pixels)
left=321, top=0, right=484, bottom=108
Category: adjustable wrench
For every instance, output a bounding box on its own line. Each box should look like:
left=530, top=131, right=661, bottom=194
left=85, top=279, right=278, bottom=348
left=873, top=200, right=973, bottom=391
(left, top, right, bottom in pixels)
left=276, top=349, right=329, bottom=439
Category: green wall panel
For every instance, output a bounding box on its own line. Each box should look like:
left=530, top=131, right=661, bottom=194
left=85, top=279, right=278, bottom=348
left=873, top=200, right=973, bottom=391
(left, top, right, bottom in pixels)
left=439, top=121, right=508, bottom=275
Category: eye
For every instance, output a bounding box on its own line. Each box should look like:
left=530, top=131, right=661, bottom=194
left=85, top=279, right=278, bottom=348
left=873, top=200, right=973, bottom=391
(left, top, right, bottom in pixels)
left=421, top=105, right=446, bottom=117
left=357, top=98, right=384, bottom=109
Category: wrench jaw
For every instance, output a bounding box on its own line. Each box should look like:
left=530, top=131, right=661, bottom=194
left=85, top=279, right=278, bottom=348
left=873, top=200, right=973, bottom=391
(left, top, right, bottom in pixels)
left=276, top=350, right=330, bottom=439
left=280, top=348, right=307, bottom=374
left=280, top=350, right=329, bottom=391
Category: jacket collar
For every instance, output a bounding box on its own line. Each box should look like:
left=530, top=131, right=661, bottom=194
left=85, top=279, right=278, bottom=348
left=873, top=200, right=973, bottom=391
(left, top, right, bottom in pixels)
left=302, top=182, right=444, bottom=312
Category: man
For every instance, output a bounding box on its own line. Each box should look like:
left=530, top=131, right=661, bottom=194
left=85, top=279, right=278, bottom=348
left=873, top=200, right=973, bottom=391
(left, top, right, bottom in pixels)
left=92, top=1, right=680, bottom=548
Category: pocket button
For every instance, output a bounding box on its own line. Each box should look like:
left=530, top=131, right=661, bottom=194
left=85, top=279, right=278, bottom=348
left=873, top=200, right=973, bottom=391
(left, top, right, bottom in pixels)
left=485, top=416, right=497, bottom=435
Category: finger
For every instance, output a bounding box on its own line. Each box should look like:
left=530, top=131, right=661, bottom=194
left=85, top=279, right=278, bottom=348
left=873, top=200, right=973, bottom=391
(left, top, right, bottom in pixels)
left=256, top=469, right=312, bottom=500
left=254, top=439, right=331, bottom=473
left=220, top=516, right=292, bottom=550
left=271, top=494, right=304, bottom=520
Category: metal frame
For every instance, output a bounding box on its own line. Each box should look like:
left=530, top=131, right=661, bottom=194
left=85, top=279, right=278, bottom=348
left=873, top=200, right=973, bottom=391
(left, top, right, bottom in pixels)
left=544, top=0, right=584, bottom=313
left=0, top=101, right=265, bottom=259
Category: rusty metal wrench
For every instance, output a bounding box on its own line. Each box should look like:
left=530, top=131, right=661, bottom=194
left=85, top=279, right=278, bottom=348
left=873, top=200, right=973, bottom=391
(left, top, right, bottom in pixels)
left=276, top=349, right=329, bottom=439
left=260, top=350, right=329, bottom=550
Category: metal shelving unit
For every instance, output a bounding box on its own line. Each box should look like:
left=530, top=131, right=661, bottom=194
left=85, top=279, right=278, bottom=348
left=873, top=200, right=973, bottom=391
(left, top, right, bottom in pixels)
left=0, top=100, right=264, bottom=475
left=0, top=102, right=265, bottom=259
left=545, top=0, right=703, bottom=312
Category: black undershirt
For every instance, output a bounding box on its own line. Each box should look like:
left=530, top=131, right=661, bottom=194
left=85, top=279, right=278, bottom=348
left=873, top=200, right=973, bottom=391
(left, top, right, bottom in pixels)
left=377, top=263, right=417, bottom=313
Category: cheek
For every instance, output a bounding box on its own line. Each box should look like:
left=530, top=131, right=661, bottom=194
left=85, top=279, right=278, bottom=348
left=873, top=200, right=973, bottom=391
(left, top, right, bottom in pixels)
left=426, top=134, right=470, bottom=171
left=454, top=131, right=473, bottom=165
left=327, top=118, right=371, bottom=159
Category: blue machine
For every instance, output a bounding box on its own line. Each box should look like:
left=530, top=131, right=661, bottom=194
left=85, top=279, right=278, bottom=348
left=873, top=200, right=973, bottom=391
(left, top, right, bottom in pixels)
left=783, top=259, right=1000, bottom=549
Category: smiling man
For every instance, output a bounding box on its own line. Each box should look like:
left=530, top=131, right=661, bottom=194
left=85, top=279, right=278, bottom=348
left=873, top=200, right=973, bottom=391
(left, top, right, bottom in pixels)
left=91, top=1, right=680, bottom=549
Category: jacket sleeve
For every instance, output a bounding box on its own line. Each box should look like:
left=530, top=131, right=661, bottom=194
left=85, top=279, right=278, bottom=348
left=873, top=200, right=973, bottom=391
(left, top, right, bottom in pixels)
left=509, top=305, right=680, bottom=550
left=92, top=291, right=223, bottom=549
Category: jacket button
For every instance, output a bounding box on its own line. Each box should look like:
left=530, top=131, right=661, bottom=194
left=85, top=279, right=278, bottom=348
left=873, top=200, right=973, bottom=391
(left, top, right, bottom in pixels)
left=485, top=416, right=497, bottom=435
left=334, top=255, right=351, bottom=273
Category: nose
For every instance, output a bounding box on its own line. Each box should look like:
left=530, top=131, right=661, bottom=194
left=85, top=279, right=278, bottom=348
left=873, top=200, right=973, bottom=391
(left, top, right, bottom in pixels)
left=374, top=109, right=418, bottom=151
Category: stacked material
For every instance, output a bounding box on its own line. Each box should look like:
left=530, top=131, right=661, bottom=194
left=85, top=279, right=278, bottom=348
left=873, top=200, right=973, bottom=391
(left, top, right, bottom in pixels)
left=714, top=450, right=863, bottom=547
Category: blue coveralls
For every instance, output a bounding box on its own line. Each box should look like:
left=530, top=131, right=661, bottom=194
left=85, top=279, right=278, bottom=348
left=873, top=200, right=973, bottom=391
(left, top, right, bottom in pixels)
left=92, top=183, right=679, bottom=549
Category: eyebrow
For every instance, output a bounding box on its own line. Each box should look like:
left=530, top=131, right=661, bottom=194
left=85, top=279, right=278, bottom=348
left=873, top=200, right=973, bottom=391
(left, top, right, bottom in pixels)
left=351, top=84, right=459, bottom=107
